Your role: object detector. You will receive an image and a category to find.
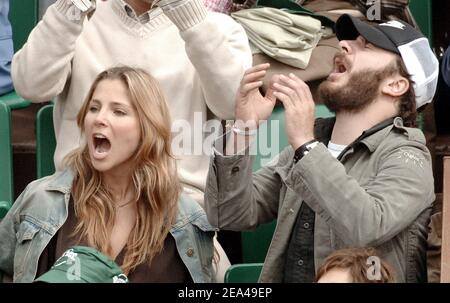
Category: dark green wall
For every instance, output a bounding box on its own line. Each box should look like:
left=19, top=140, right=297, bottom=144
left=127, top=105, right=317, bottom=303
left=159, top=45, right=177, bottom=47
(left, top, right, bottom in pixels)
left=409, top=0, right=433, bottom=42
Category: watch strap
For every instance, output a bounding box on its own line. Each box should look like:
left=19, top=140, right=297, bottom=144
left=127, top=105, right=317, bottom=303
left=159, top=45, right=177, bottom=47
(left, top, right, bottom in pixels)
left=293, top=139, right=319, bottom=163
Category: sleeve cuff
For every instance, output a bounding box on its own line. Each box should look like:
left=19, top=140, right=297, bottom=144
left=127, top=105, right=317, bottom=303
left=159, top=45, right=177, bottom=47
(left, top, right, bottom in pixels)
left=55, top=0, right=93, bottom=23
left=212, top=129, right=257, bottom=157
left=160, top=0, right=207, bottom=31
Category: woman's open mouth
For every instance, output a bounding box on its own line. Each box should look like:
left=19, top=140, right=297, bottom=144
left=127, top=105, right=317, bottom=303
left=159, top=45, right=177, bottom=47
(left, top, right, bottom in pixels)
left=92, top=133, right=111, bottom=159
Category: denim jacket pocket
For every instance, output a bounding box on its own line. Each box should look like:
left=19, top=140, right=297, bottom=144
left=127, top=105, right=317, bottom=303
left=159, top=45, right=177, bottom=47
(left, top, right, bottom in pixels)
left=16, top=220, right=40, bottom=243
left=14, top=219, right=41, bottom=280
left=190, top=215, right=215, bottom=280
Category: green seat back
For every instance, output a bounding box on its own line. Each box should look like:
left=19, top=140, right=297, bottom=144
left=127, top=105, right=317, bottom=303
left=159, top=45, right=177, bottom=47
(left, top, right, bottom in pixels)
left=36, top=104, right=56, bottom=179
left=241, top=104, right=334, bottom=263
left=0, top=200, right=12, bottom=219
left=9, top=0, right=38, bottom=52
left=1, top=0, right=38, bottom=216
left=0, top=92, right=31, bottom=206
left=224, top=263, right=263, bottom=283
left=0, top=101, right=13, bottom=204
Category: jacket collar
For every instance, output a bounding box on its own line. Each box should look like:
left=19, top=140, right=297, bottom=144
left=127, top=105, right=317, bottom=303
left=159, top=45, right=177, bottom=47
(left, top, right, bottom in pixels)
left=314, top=116, right=409, bottom=153
left=45, top=169, right=75, bottom=194
left=44, top=169, right=216, bottom=232
left=314, top=117, right=335, bottom=145
left=358, top=117, right=397, bottom=152
left=171, top=194, right=217, bottom=233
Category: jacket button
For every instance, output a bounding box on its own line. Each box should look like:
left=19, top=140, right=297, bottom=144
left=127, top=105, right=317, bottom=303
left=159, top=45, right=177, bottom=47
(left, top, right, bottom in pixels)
left=186, top=248, right=195, bottom=257
left=231, top=167, right=239, bottom=173
left=297, top=259, right=304, bottom=266
left=303, top=223, right=310, bottom=229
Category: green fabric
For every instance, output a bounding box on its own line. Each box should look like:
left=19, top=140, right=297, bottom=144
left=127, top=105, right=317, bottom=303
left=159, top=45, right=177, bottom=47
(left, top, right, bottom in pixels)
left=34, top=246, right=128, bottom=283
left=256, top=0, right=335, bottom=28
left=36, top=104, right=56, bottom=179
left=232, top=7, right=322, bottom=68
left=224, top=263, right=263, bottom=283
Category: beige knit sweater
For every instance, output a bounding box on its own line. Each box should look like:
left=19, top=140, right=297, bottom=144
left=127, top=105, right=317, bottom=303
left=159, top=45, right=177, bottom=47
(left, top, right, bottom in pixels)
left=12, top=0, right=252, bottom=202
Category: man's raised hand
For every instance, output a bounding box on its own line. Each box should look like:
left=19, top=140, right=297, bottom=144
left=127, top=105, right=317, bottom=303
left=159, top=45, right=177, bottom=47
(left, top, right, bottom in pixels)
left=234, top=64, right=278, bottom=130
left=273, top=73, right=315, bottom=150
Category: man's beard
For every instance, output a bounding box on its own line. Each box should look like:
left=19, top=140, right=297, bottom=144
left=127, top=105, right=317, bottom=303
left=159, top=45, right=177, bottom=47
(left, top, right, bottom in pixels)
left=318, top=68, right=389, bottom=114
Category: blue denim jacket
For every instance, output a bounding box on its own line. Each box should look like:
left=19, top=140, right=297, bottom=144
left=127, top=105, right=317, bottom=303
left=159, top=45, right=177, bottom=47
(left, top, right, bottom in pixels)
left=0, top=169, right=217, bottom=282
left=0, top=0, right=13, bottom=95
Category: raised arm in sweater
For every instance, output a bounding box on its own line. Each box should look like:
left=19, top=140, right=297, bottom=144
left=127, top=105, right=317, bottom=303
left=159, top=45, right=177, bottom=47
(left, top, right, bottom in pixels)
left=11, top=0, right=89, bottom=102
left=161, top=0, right=252, bottom=119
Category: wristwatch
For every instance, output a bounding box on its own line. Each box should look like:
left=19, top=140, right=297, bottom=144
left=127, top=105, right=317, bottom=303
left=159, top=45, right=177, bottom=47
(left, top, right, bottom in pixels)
left=293, top=139, right=319, bottom=163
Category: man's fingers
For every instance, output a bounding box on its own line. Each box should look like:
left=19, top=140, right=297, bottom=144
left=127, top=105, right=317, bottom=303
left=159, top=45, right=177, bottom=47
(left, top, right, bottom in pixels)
left=289, top=73, right=314, bottom=102
left=241, top=70, right=266, bottom=85
left=273, top=82, right=297, bottom=102
left=279, top=74, right=312, bottom=103
left=240, top=81, right=263, bottom=96
left=244, top=63, right=270, bottom=76
left=285, top=73, right=306, bottom=85
left=273, top=91, right=293, bottom=108
left=265, top=87, right=277, bottom=103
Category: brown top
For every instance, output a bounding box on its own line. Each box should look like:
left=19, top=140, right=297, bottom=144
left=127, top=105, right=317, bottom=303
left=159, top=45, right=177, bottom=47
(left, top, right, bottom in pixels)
left=36, top=197, right=192, bottom=283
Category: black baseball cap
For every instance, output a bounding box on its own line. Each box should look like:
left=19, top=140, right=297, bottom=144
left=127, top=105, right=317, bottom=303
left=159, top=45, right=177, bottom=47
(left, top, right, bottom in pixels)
left=335, top=14, right=439, bottom=108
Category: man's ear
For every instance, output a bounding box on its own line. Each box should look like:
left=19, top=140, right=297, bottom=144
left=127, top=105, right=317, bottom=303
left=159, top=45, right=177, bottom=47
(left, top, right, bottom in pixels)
left=381, top=75, right=409, bottom=98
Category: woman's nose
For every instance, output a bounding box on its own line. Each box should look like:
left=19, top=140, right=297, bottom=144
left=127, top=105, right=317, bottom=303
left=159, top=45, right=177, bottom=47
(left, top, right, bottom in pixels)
left=94, top=110, right=108, bottom=126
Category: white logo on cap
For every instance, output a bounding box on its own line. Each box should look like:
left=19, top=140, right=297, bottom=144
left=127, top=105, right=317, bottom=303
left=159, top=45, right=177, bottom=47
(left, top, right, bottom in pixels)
left=379, top=20, right=406, bottom=30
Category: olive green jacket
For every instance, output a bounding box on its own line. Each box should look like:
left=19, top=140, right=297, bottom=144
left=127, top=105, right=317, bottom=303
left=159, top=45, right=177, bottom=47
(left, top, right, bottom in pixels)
left=205, top=117, right=434, bottom=282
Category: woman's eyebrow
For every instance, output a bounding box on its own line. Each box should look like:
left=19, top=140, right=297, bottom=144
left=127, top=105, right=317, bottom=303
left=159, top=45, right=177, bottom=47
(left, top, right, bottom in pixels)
left=111, top=101, right=131, bottom=108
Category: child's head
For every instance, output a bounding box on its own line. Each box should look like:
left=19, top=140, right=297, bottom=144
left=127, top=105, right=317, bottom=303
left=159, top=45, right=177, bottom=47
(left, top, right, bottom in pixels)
left=316, top=247, right=395, bottom=283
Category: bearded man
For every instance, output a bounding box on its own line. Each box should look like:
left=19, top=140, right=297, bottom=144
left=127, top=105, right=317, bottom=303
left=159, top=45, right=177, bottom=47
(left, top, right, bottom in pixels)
left=204, top=14, right=439, bottom=283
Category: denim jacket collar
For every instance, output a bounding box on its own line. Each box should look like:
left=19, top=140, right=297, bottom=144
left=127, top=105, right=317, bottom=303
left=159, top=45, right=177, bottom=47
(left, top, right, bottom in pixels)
left=45, top=168, right=74, bottom=194
left=43, top=169, right=216, bottom=232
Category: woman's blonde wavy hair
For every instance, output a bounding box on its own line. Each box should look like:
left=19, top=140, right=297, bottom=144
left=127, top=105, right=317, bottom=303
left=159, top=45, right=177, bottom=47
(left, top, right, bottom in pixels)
left=64, top=66, right=181, bottom=274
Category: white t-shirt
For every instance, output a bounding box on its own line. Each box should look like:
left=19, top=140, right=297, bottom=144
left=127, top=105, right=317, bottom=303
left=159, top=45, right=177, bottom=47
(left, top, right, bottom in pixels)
left=327, top=142, right=347, bottom=159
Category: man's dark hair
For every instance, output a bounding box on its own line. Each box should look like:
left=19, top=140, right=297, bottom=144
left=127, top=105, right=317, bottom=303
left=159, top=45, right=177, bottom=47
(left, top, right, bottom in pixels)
left=393, top=56, right=417, bottom=128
